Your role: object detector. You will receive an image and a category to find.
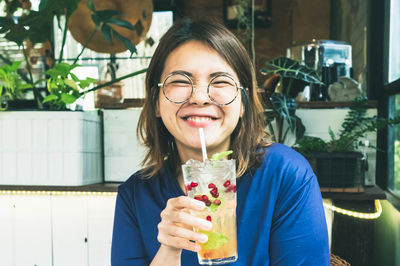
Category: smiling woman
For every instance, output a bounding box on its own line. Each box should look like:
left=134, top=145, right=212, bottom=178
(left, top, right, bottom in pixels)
left=111, top=18, right=330, bottom=266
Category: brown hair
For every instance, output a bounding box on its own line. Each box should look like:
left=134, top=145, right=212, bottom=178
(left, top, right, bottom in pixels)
left=137, top=18, right=272, bottom=178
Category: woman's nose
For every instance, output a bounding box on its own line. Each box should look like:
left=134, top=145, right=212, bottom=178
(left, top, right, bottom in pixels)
left=188, top=84, right=211, bottom=105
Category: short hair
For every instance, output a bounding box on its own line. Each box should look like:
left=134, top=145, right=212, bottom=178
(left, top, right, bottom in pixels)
left=137, top=18, right=271, bottom=178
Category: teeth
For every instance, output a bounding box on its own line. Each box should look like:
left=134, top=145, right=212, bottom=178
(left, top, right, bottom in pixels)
left=187, top=116, right=212, bottom=123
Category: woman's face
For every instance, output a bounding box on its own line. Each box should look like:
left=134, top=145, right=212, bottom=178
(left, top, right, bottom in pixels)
left=157, top=40, right=243, bottom=162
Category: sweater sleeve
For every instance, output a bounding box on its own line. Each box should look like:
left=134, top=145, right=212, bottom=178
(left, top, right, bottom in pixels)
left=269, top=157, right=330, bottom=265
left=111, top=183, right=149, bottom=266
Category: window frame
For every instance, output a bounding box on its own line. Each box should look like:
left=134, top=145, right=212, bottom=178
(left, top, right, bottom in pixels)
left=370, top=0, right=400, bottom=206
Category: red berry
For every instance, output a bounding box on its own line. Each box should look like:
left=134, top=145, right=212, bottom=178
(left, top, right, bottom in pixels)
left=205, top=200, right=211, bottom=206
left=213, top=199, right=221, bottom=205
left=211, top=192, right=219, bottom=198
left=208, top=183, right=216, bottom=189
left=206, top=216, right=212, bottom=221
left=194, top=195, right=203, bottom=201
left=202, top=195, right=209, bottom=201
left=210, top=187, right=218, bottom=194
left=223, top=180, right=231, bottom=187
left=185, top=185, right=192, bottom=192
left=190, top=182, right=198, bottom=187
left=233, top=185, right=237, bottom=192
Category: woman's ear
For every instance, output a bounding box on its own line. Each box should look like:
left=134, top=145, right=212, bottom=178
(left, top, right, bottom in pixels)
left=240, top=103, right=244, bottom=117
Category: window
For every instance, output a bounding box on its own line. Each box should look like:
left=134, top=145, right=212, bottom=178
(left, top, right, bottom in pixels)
left=385, top=0, right=400, bottom=197
left=388, top=0, right=400, bottom=83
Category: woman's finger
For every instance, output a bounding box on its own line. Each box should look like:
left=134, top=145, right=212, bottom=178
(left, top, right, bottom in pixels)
left=157, top=233, right=201, bottom=253
left=165, top=196, right=205, bottom=211
left=162, top=210, right=212, bottom=231
left=158, top=222, right=209, bottom=244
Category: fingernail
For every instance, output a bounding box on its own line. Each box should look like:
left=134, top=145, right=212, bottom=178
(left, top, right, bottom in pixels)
left=202, top=221, right=212, bottom=230
left=199, top=234, right=208, bottom=243
left=195, top=201, right=205, bottom=210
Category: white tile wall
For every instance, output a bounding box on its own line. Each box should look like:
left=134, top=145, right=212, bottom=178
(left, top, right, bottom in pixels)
left=0, top=111, right=103, bottom=186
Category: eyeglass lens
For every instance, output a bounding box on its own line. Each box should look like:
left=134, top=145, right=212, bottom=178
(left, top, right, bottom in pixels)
left=162, top=73, right=238, bottom=105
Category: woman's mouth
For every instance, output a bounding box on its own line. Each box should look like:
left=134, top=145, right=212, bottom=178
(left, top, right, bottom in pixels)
left=183, top=115, right=217, bottom=127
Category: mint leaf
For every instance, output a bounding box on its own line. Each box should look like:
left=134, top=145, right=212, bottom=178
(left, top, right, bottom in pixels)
left=211, top=150, right=233, bottom=161
left=200, top=231, right=228, bottom=250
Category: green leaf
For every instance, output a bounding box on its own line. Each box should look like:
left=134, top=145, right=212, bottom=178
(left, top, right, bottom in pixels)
left=87, top=0, right=95, bottom=12
left=19, top=84, right=32, bottom=90
left=262, top=57, right=323, bottom=85
left=104, top=18, right=134, bottom=30
left=295, top=136, right=328, bottom=154
left=70, top=73, right=79, bottom=82
left=269, top=93, right=296, bottom=131
left=211, top=151, right=233, bottom=161
left=4, top=24, right=28, bottom=46
left=10, top=61, right=22, bottom=71
left=79, top=77, right=97, bottom=89
left=113, top=30, right=137, bottom=55
left=64, top=79, right=78, bottom=90
left=199, top=231, right=228, bottom=250
left=91, top=14, right=101, bottom=27
left=60, top=93, right=78, bottom=104
left=45, top=68, right=63, bottom=79
left=101, top=24, right=113, bottom=43
left=42, top=94, right=58, bottom=103
left=94, top=10, right=123, bottom=21
left=328, top=127, right=336, bottom=141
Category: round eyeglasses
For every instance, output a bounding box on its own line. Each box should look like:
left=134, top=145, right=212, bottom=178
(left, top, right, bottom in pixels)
left=158, top=72, right=244, bottom=106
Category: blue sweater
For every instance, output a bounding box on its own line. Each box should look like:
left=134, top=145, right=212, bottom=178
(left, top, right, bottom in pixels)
left=111, top=143, right=330, bottom=265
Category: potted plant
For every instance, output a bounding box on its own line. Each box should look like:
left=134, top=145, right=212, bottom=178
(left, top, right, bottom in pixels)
left=294, top=96, right=400, bottom=190
left=0, top=0, right=149, bottom=186
left=260, top=57, right=324, bottom=145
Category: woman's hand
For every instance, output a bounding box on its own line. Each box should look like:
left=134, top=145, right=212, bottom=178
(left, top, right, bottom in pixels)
left=157, top=196, right=212, bottom=253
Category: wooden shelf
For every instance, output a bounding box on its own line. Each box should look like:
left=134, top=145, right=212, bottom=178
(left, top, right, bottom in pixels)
left=321, top=185, right=386, bottom=200
left=0, top=183, right=387, bottom=201
left=263, top=100, right=377, bottom=109
left=0, top=183, right=119, bottom=193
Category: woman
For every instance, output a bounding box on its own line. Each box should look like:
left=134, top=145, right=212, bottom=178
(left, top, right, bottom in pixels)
left=111, top=18, right=329, bottom=265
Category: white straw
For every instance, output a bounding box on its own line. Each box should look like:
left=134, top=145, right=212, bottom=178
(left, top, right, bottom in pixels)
left=199, top=128, right=207, bottom=161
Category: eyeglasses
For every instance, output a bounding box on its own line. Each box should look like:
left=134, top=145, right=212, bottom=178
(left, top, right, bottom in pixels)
left=158, top=72, right=244, bottom=106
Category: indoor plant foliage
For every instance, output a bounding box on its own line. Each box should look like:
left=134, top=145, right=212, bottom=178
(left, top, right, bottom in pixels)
left=261, top=57, right=324, bottom=144
left=294, top=96, right=400, bottom=188
left=0, top=0, right=148, bottom=186
left=0, top=61, right=32, bottom=110
left=295, top=96, right=400, bottom=154
left=0, top=0, right=146, bottom=110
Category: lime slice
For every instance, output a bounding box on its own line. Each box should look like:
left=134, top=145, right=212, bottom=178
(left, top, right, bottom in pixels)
left=211, top=150, right=233, bottom=161
left=199, top=231, right=228, bottom=250
left=207, top=197, right=224, bottom=212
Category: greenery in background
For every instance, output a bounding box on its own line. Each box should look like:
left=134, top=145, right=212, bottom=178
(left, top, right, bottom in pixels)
left=261, top=57, right=323, bottom=144
left=295, top=96, right=400, bottom=154
left=0, top=0, right=146, bottom=110
left=235, top=0, right=252, bottom=44
left=43, top=62, right=96, bottom=109
left=0, top=61, right=32, bottom=110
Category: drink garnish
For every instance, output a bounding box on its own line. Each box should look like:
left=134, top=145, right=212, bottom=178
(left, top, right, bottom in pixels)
left=199, top=230, right=228, bottom=250
left=211, top=150, right=233, bottom=161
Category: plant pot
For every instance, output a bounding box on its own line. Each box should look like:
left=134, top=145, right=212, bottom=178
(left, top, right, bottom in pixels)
left=103, top=109, right=146, bottom=182
left=304, top=151, right=366, bottom=188
left=0, top=110, right=103, bottom=186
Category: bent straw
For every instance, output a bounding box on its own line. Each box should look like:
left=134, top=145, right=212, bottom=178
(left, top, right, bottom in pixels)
left=198, top=128, right=207, bottom=161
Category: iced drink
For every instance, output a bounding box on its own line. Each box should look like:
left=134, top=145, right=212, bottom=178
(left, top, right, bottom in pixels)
left=182, top=159, right=237, bottom=265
